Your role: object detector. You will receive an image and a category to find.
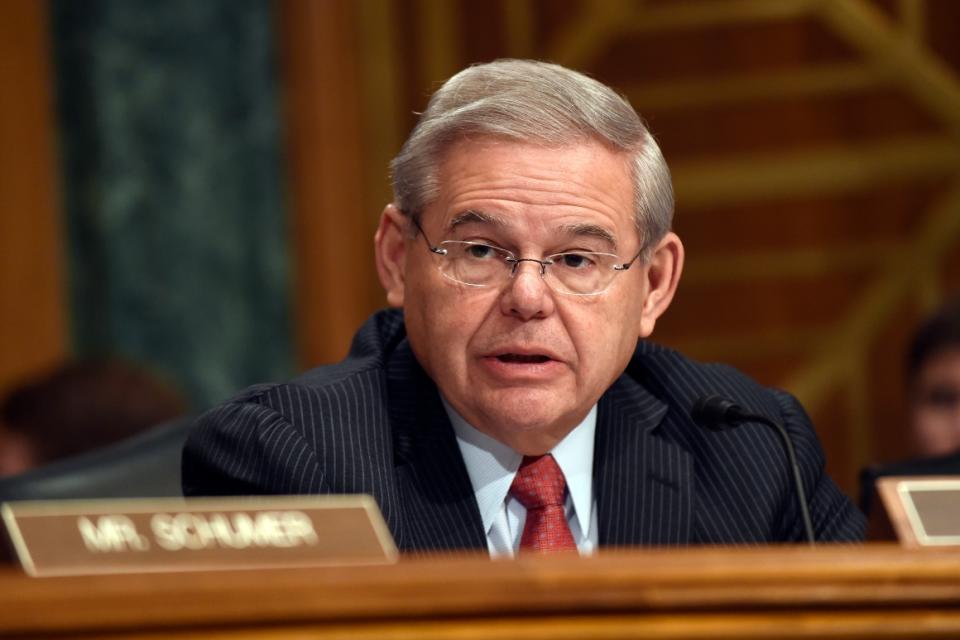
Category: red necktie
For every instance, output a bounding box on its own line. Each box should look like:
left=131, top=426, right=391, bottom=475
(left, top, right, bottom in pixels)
left=510, top=454, right=577, bottom=553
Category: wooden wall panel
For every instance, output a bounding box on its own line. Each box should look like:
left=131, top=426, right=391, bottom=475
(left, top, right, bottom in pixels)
left=277, top=0, right=381, bottom=368
left=0, top=0, right=67, bottom=398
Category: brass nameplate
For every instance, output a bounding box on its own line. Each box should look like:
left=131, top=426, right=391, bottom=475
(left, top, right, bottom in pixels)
left=876, top=477, right=960, bottom=547
left=1, top=495, right=398, bottom=577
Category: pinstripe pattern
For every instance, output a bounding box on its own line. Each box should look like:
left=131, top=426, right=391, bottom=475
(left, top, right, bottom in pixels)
left=182, top=309, right=865, bottom=551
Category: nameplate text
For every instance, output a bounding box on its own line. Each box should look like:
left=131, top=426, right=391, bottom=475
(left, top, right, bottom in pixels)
left=1, top=495, right=397, bottom=576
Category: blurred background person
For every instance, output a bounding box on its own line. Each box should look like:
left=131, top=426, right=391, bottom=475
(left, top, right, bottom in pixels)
left=906, top=296, right=960, bottom=459
left=858, top=296, right=960, bottom=517
left=0, top=359, right=186, bottom=477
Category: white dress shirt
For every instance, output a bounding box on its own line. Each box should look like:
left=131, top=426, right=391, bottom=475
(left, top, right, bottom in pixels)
left=444, top=398, right=598, bottom=557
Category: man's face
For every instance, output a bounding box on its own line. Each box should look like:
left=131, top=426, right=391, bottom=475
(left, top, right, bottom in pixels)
left=376, top=138, right=681, bottom=454
left=910, top=346, right=960, bottom=457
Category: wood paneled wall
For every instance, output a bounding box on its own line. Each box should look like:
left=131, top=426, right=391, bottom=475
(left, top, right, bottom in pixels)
left=278, top=0, right=385, bottom=368
left=0, top=0, right=67, bottom=398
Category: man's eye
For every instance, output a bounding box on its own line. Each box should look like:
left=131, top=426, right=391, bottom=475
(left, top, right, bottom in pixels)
left=466, top=244, right=496, bottom=259
left=557, top=253, right=596, bottom=269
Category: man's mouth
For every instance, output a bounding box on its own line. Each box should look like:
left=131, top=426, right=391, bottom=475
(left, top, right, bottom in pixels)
left=496, top=353, right=552, bottom=364
left=481, top=349, right=564, bottom=380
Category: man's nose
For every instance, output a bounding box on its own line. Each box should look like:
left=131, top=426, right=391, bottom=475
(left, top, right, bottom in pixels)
left=500, top=260, right=555, bottom=320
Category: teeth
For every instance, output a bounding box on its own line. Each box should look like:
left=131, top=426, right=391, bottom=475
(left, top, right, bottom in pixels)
left=499, top=354, right=549, bottom=363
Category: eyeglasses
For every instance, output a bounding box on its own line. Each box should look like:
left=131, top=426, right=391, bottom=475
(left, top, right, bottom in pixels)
left=412, top=218, right=643, bottom=296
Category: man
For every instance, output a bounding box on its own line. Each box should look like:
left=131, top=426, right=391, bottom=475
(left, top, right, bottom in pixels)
left=906, top=296, right=960, bottom=458
left=858, top=297, right=960, bottom=515
left=183, top=59, right=864, bottom=554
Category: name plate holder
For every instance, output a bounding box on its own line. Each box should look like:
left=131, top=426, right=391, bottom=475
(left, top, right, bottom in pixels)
left=1, top=495, right=397, bottom=577
left=875, top=477, right=960, bottom=547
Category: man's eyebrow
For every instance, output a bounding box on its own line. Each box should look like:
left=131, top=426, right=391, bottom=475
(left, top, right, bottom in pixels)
left=448, top=210, right=508, bottom=230
left=559, top=223, right=618, bottom=250
left=448, top=212, right=618, bottom=249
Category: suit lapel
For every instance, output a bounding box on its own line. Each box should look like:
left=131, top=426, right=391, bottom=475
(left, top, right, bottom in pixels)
left=595, top=374, right=694, bottom=546
left=387, top=342, right=487, bottom=553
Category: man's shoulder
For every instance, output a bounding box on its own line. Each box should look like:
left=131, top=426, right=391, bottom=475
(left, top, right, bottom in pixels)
left=184, top=311, right=408, bottom=482
left=183, top=310, right=409, bottom=498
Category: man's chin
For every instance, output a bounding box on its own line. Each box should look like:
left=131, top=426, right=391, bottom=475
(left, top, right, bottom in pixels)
left=464, top=389, right=582, bottom=450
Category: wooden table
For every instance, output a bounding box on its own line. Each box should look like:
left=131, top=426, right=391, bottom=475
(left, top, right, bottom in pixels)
left=1, top=545, right=959, bottom=639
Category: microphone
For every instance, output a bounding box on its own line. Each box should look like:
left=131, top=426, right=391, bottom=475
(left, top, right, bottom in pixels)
left=692, top=395, right=816, bottom=545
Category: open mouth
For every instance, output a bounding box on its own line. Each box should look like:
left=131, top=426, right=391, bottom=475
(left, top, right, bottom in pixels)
left=496, top=354, right=551, bottom=364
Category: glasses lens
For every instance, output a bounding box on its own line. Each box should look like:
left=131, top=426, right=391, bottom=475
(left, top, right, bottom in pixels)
left=439, top=241, right=513, bottom=286
left=546, top=252, right=619, bottom=295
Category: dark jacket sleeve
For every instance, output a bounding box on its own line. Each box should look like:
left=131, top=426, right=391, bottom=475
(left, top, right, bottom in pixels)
left=181, top=394, right=327, bottom=497
left=772, top=390, right=866, bottom=542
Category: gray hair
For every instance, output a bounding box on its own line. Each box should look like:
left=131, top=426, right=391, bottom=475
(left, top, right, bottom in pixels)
left=389, top=59, right=674, bottom=258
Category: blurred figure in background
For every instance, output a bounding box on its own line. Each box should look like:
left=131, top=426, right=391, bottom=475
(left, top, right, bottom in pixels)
left=0, top=359, right=187, bottom=477
left=858, top=296, right=960, bottom=517
left=906, top=296, right=960, bottom=458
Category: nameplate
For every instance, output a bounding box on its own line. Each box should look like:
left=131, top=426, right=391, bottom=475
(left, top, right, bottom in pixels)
left=1, top=495, right=397, bottom=577
left=876, top=477, right=960, bottom=547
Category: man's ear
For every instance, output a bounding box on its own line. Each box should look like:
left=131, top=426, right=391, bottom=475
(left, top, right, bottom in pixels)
left=374, top=204, right=409, bottom=308
left=638, top=232, right=684, bottom=338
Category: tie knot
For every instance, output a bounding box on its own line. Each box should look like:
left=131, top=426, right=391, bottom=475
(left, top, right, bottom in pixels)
left=510, top=454, right=567, bottom=509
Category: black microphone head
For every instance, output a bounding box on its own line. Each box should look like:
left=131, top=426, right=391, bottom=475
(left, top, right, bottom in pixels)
left=691, top=395, right=744, bottom=431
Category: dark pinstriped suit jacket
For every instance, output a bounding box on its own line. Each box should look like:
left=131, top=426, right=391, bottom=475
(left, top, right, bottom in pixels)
left=182, top=309, right=865, bottom=550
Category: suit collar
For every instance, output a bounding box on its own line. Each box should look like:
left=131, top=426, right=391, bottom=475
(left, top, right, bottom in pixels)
left=595, top=373, right=694, bottom=546
left=386, top=340, right=487, bottom=553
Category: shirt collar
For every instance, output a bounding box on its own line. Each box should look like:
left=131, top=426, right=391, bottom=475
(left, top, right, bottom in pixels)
left=550, top=405, right=596, bottom=538
left=444, top=398, right=597, bottom=540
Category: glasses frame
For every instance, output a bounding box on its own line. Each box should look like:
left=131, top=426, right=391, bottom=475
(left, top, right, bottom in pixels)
left=410, top=217, right=643, bottom=296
